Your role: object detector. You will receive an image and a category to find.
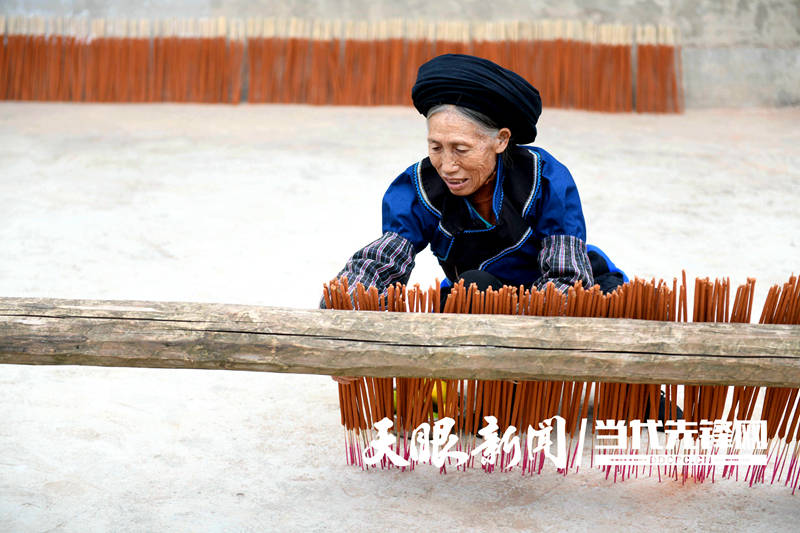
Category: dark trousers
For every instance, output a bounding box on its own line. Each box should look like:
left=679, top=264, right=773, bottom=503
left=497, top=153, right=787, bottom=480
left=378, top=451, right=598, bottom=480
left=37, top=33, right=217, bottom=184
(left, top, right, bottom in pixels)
left=588, top=250, right=625, bottom=294
left=439, top=270, right=505, bottom=309
left=440, top=258, right=625, bottom=310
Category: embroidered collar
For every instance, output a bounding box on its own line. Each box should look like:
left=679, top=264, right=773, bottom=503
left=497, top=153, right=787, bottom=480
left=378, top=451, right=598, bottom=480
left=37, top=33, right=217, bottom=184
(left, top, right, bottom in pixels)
left=492, top=154, right=505, bottom=220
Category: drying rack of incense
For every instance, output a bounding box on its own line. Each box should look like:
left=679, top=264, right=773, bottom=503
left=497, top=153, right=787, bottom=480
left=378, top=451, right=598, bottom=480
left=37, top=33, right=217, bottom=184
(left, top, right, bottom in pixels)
left=322, top=273, right=800, bottom=488
left=1, top=272, right=799, bottom=488
left=0, top=15, right=681, bottom=111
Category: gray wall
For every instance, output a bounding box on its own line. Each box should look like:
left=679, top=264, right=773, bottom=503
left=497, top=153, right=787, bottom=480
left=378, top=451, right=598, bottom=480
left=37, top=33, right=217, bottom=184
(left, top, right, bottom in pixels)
left=5, top=0, right=800, bottom=107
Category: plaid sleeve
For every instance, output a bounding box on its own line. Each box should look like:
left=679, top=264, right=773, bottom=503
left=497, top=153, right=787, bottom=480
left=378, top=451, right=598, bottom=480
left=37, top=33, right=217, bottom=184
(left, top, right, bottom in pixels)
left=320, top=231, right=415, bottom=308
left=535, top=235, right=594, bottom=293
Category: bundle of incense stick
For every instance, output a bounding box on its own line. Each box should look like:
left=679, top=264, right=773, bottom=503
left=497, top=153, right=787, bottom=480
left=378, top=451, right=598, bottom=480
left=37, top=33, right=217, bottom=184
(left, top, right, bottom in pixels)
left=322, top=273, right=800, bottom=488
left=636, top=24, right=682, bottom=113
left=1, top=15, right=681, bottom=111
left=0, top=15, right=245, bottom=103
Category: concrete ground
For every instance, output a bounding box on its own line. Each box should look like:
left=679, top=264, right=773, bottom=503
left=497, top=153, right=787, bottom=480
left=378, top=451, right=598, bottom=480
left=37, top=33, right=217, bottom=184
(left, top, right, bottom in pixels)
left=1, top=103, right=799, bottom=532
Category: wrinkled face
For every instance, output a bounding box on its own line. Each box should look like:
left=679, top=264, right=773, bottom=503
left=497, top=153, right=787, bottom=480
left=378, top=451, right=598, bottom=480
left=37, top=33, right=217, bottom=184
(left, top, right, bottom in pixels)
left=427, top=110, right=510, bottom=196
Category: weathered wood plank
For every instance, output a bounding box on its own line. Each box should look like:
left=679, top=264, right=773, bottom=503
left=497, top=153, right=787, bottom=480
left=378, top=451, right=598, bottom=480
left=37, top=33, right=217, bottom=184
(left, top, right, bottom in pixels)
left=0, top=297, right=799, bottom=386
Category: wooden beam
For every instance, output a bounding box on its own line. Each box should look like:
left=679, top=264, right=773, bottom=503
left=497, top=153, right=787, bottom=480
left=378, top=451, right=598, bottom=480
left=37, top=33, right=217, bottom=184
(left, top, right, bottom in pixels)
left=0, top=297, right=799, bottom=386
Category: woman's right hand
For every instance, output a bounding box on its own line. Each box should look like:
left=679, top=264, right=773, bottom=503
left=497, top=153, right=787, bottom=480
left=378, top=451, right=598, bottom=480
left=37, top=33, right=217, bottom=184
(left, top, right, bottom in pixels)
left=331, top=376, right=359, bottom=385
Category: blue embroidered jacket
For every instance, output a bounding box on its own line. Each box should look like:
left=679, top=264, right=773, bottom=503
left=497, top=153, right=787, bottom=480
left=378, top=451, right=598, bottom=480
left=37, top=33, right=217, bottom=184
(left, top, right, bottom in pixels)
left=383, top=145, right=588, bottom=288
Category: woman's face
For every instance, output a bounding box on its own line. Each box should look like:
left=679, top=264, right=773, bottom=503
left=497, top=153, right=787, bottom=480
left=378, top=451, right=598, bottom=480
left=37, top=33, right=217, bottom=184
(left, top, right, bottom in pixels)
left=427, top=109, right=510, bottom=196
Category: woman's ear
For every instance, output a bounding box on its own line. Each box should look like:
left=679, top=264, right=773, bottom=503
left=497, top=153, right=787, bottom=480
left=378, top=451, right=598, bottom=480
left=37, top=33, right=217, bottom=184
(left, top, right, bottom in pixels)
left=495, top=128, right=511, bottom=153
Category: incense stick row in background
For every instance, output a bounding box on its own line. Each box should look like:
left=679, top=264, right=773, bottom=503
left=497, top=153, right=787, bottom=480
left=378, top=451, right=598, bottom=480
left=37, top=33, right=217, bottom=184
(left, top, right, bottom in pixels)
left=0, top=15, right=682, bottom=112
left=324, top=274, right=800, bottom=487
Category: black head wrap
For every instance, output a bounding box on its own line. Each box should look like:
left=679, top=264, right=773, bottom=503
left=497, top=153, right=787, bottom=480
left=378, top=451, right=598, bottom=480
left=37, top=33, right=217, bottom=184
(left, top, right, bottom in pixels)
left=411, top=54, right=542, bottom=145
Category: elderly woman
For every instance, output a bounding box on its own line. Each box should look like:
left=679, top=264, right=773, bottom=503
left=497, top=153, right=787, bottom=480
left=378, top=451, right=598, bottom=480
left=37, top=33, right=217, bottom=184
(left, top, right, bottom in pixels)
left=325, top=54, right=625, bottom=307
